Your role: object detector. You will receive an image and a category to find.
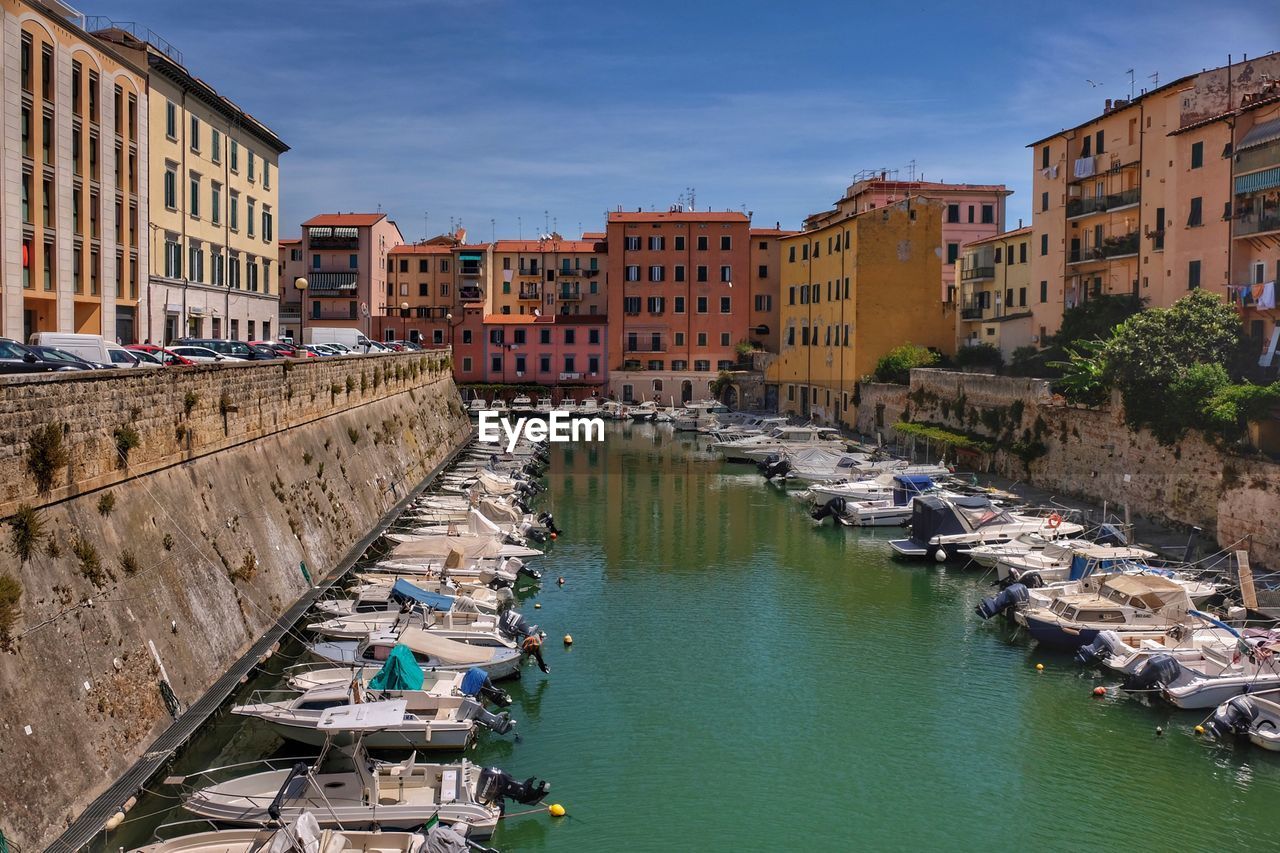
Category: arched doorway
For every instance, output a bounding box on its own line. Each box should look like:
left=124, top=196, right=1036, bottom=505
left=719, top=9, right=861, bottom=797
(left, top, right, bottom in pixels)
left=680, top=380, right=693, bottom=403
left=724, top=384, right=739, bottom=409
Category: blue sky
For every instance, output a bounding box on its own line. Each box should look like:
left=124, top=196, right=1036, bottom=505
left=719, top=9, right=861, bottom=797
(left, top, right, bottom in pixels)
left=93, top=0, right=1276, bottom=240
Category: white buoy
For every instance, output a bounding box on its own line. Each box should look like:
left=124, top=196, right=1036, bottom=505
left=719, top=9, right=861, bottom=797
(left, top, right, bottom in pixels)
left=934, top=548, right=947, bottom=563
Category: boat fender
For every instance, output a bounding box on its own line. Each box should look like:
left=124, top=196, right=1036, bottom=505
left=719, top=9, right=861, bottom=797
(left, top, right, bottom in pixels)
left=975, top=583, right=1029, bottom=620
left=1123, top=653, right=1182, bottom=693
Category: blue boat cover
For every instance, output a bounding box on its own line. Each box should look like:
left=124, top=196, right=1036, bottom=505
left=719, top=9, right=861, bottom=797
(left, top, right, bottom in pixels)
left=368, top=643, right=425, bottom=691
left=391, top=578, right=455, bottom=612
left=460, top=667, right=489, bottom=696
left=893, top=474, right=935, bottom=492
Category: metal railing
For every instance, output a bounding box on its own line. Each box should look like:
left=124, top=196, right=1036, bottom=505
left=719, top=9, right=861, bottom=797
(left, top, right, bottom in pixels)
left=558, top=287, right=582, bottom=300
left=1067, top=188, right=1140, bottom=218
left=961, top=265, right=995, bottom=281
left=959, top=306, right=984, bottom=320
left=1069, top=231, right=1140, bottom=263
left=85, top=17, right=183, bottom=64
left=518, top=287, right=540, bottom=300
left=1235, top=212, right=1280, bottom=237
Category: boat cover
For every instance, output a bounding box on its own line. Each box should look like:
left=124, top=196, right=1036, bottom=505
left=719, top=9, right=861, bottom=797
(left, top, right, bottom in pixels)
left=398, top=626, right=497, bottom=664
left=391, top=579, right=456, bottom=612
left=392, top=534, right=540, bottom=560
left=267, top=812, right=323, bottom=853
left=1101, top=574, right=1189, bottom=611
left=460, top=667, right=489, bottom=695
left=909, top=495, right=968, bottom=543
left=893, top=474, right=935, bottom=491
left=368, top=644, right=426, bottom=691
left=478, top=497, right=522, bottom=525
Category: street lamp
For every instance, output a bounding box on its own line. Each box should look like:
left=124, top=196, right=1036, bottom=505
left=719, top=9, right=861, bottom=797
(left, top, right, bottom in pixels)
left=400, top=301, right=409, bottom=345
left=446, top=312, right=454, bottom=349
left=294, top=277, right=308, bottom=345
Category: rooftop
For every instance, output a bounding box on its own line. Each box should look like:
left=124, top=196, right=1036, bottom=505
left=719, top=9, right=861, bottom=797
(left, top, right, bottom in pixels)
left=493, top=239, right=601, bottom=253
left=302, top=213, right=388, bottom=228
left=389, top=243, right=455, bottom=255
left=963, top=225, right=1035, bottom=247
left=481, top=313, right=608, bottom=325
left=608, top=210, right=750, bottom=223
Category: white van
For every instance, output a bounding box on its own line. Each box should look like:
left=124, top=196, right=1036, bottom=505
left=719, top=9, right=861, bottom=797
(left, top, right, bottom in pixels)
left=303, top=327, right=375, bottom=353
left=28, top=333, right=155, bottom=368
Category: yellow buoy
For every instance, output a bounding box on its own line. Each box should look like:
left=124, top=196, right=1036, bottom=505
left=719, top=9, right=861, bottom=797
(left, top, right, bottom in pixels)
left=1195, top=725, right=1206, bottom=735
left=534, top=602, right=542, bottom=609
left=563, top=634, right=573, bottom=645
left=549, top=803, right=566, bottom=817
left=1035, top=663, right=1044, bottom=671
left=105, top=811, right=125, bottom=832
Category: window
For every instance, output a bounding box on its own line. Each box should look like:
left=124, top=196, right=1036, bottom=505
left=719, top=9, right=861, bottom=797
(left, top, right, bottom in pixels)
left=230, top=140, right=239, bottom=172
left=349, top=253, right=358, bottom=269
left=589, top=329, right=600, bottom=344
left=649, top=265, right=664, bottom=282
left=1081, top=136, right=1091, bottom=158
left=994, top=248, right=1002, bottom=264
left=462, top=329, right=473, bottom=344
left=563, top=356, right=575, bottom=373
left=626, top=265, right=640, bottom=281
left=647, top=296, right=664, bottom=313
left=696, top=332, right=707, bottom=346
left=419, top=259, right=429, bottom=273
left=263, top=160, right=271, bottom=189
left=1020, top=242, right=1027, bottom=264
left=513, top=329, right=526, bottom=345
left=1190, top=141, right=1204, bottom=169
left=696, top=296, right=708, bottom=313
left=20, top=34, right=30, bottom=93
left=674, top=235, right=685, bottom=251
left=230, top=193, right=239, bottom=230
left=1040, top=234, right=1049, bottom=256
left=788, top=286, right=796, bottom=305
left=1095, top=129, right=1104, bottom=154
left=166, top=100, right=177, bottom=138
left=623, top=296, right=641, bottom=314
left=648, top=235, right=664, bottom=250
left=981, top=204, right=994, bottom=224
left=247, top=199, right=256, bottom=237
left=674, top=296, right=686, bottom=313
left=967, top=205, right=975, bottom=223
left=248, top=150, right=256, bottom=182
left=164, top=167, right=177, bottom=209
left=720, top=296, right=731, bottom=314
left=1187, top=197, right=1202, bottom=227
left=946, top=204, right=960, bottom=223
left=189, top=175, right=200, bottom=218
left=211, top=183, right=221, bottom=225
left=1019, top=287, right=1027, bottom=307
left=211, top=129, right=221, bottom=163
left=674, top=264, right=686, bottom=282
left=1041, top=191, right=1049, bottom=212
left=263, top=208, right=273, bottom=242
left=754, top=294, right=772, bottom=311
left=946, top=243, right=959, bottom=264
left=190, top=115, right=200, bottom=152
left=720, top=265, right=732, bottom=282
left=697, top=236, right=708, bottom=251
left=758, top=265, right=768, bottom=279
left=720, top=235, right=731, bottom=250
left=419, top=282, right=428, bottom=296
left=539, top=329, right=551, bottom=345
left=696, top=265, right=708, bottom=282
left=1188, top=259, right=1201, bottom=290
left=788, top=246, right=796, bottom=263
left=720, top=332, right=731, bottom=347
left=625, top=236, right=641, bottom=251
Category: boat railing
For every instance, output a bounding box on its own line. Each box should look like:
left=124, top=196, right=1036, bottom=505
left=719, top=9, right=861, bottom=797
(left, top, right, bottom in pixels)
left=145, top=818, right=260, bottom=843
left=176, top=755, right=320, bottom=792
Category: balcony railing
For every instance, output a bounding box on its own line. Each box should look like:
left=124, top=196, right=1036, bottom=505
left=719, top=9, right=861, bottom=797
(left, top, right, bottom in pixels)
left=459, top=286, right=484, bottom=302
left=625, top=340, right=666, bottom=353
left=517, top=268, right=540, bottom=277
left=1234, top=212, right=1280, bottom=237
left=518, top=286, right=541, bottom=300
left=960, top=306, right=984, bottom=320
left=558, top=287, right=582, bottom=300
left=1067, top=188, right=1140, bottom=218
left=961, top=265, right=995, bottom=281
left=1069, top=231, right=1140, bottom=264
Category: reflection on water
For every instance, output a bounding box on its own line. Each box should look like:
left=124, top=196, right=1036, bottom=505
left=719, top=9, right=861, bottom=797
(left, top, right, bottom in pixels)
left=98, top=422, right=1280, bottom=852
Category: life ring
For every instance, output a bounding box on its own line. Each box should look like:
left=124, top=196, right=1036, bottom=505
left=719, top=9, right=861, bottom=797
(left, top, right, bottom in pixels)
left=1047, top=513, right=1063, bottom=530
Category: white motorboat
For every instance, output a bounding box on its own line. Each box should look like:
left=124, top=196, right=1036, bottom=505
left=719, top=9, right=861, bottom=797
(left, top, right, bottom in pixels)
left=810, top=475, right=944, bottom=527
left=308, top=627, right=526, bottom=680
left=1076, top=625, right=1242, bottom=676
left=317, top=580, right=510, bottom=619
left=382, top=532, right=542, bottom=561
left=510, top=394, right=534, bottom=415
left=183, top=701, right=548, bottom=837
left=533, top=395, right=554, bottom=415
left=808, top=468, right=952, bottom=501
left=1125, top=630, right=1280, bottom=709
left=306, top=605, right=512, bottom=645
left=628, top=401, right=659, bottom=421
left=285, top=665, right=466, bottom=694
left=131, top=812, right=436, bottom=853
left=1207, top=691, right=1280, bottom=750
left=889, top=496, right=1084, bottom=561
left=1010, top=574, right=1208, bottom=650
left=575, top=398, right=601, bottom=418
left=711, top=426, right=845, bottom=463
left=467, top=398, right=489, bottom=416
left=993, top=541, right=1160, bottom=584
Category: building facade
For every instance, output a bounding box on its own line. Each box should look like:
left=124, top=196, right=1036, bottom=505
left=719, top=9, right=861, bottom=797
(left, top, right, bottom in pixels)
left=277, top=236, right=303, bottom=340
left=956, top=226, right=1034, bottom=357
left=767, top=198, right=949, bottom=427
left=96, top=23, right=287, bottom=344
left=451, top=310, right=607, bottom=395
left=748, top=226, right=793, bottom=354
left=605, top=209, right=752, bottom=403
left=296, top=212, right=403, bottom=340
left=3, top=1, right=149, bottom=343
left=489, top=236, right=606, bottom=318
left=383, top=235, right=459, bottom=346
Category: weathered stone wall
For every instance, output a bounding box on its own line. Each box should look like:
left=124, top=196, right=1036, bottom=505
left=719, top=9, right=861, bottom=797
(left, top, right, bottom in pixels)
left=854, top=369, right=1280, bottom=568
left=0, top=352, right=470, bottom=848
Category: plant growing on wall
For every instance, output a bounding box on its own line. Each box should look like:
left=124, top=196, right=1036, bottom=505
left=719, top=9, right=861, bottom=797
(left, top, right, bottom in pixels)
left=183, top=390, right=199, bottom=417
left=162, top=532, right=175, bottom=551
left=0, top=574, right=22, bottom=647
left=97, top=492, right=116, bottom=516
left=119, top=549, right=140, bottom=576
left=230, top=551, right=258, bottom=582
left=26, top=423, right=69, bottom=495
left=72, top=535, right=110, bottom=586
left=347, top=426, right=360, bottom=445
left=346, top=375, right=356, bottom=395
left=873, top=344, right=939, bottom=384
left=6, top=504, right=45, bottom=564
left=114, top=424, right=141, bottom=468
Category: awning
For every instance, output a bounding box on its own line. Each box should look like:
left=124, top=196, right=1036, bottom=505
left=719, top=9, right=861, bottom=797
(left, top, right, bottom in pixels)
left=1238, top=117, right=1280, bottom=152
left=1235, top=166, right=1280, bottom=195
left=333, top=226, right=358, bottom=238
left=459, top=253, right=483, bottom=261
left=307, top=272, right=359, bottom=292
left=307, top=226, right=332, bottom=238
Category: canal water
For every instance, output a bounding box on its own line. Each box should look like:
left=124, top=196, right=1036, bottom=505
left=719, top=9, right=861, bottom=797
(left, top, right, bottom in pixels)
left=105, top=423, right=1280, bottom=852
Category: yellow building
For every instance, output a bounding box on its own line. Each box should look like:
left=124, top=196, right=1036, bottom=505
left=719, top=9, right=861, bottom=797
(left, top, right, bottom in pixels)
left=767, top=198, right=950, bottom=427
left=4, top=0, right=148, bottom=342
left=956, top=226, right=1034, bottom=357
left=96, top=23, right=288, bottom=343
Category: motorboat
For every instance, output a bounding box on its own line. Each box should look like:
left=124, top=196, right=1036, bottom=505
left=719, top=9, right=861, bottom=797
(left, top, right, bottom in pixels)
left=889, top=496, right=1084, bottom=561
left=182, top=701, right=548, bottom=837
left=382, top=532, right=542, bottom=561
left=808, top=468, right=954, bottom=502
left=810, top=475, right=942, bottom=527
left=317, top=580, right=511, bottom=619
left=306, top=603, right=511, bottom=645
left=510, top=394, right=534, bottom=415
left=308, top=626, right=526, bottom=680
left=628, top=401, right=659, bottom=421
left=533, top=395, right=554, bottom=416
left=1120, top=629, right=1280, bottom=709
left=994, top=541, right=1162, bottom=585
left=1011, top=574, right=1207, bottom=649
left=1207, top=691, right=1280, bottom=750
left=1076, top=625, right=1242, bottom=675
left=130, top=812, right=438, bottom=853
left=711, top=426, right=845, bottom=463
left=285, top=665, right=466, bottom=694
left=575, top=398, right=601, bottom=418
left=467, top=398, right=488, bottom=416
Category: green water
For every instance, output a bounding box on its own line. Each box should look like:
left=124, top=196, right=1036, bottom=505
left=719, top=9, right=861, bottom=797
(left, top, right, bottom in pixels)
left=104, top=424, right=1280, bottom=851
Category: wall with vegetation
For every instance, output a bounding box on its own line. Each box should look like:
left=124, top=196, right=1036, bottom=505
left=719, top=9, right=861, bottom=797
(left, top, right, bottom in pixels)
left=0, top=352, right=470, bottom=849
left=855, top=369, right=1280, bottom=568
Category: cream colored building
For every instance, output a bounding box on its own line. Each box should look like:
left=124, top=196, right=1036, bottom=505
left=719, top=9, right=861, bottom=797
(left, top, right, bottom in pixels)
left=96, top=24, right=287, bottom=343
left=956, top=226, right=1034, bottom=358
left=2, top=0, right=149, bottom=343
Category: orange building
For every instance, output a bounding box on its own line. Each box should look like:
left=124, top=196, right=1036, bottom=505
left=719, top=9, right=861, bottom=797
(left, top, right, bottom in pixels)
left=605, top=209, right=752, bottom=403
left=384, top=235, right=459, bottom=345
left=295, top=212, right=403, bottom=339
left=749, top=226, right=795, bottom=353
left=490, top=235, right=606, bottom=317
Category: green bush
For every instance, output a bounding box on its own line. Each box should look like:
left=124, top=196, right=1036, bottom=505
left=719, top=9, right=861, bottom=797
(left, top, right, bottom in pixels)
left=96, top=492, right=116, bottom=516
left=0, top=574, right=22, bottom=645
left=73, top=535, right=110, bottom=586
left=873, top=344, right=939, bottom=384
left=7, top=504, right=45, bottom=563
left=114, top=424, right=141, bottom=467
left=27, top=423, right=69, bottom=494
left=954, top=343, right=1003, bottom=369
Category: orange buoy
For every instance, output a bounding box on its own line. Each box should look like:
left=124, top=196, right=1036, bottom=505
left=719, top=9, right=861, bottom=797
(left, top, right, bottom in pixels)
left=1092, top=686, right=1106, bottom=697
left=550, top=532, right=558, bottom=540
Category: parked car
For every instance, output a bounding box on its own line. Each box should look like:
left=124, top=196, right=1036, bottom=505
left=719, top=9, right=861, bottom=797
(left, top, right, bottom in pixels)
left=303, top=327, right=376, bottom=351
left=390, top=340, right=422, bottom=351
left=302, top=344, right=339, bottom=356
left=27, top=345, right=112, bottom=370
left=167, top=345, right=245, bottom=364
left=127, top=349, right=167, bottom=367
left=251, top=340, right=299, bottom=358
left=176, top=338, right=275, bottom=361
left=126, top=344, right=196, bottom=366
left=27, top=332, right=117, bottom=364
left=0, top=338, right=83, bottom=374
left=105, top=344, right=162, bottom=368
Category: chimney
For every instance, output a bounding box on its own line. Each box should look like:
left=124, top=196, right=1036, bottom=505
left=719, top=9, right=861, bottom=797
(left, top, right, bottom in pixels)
left=1105, top=98, right=1112, bottom=112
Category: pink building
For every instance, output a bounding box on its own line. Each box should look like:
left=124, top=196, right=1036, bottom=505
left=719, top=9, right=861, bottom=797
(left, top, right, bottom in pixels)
left=296, top=213, right=404, bottom=339
left=452, top=310, right=608, bottom=398
left=806, top=171, right=1012, bottom=304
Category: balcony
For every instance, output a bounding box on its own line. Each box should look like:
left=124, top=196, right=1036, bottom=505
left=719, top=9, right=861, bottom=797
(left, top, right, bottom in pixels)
left=1067, top=188, right=1140, bottom=219
left=961, top=265, right=995, bottom=281
left=960, top=305, right=984, bottom=320
left=1235, top=212, right=1280, bottom=237
left=517, top=267, right=540, bottom=277
left=305, top=272, right=358, bottom=294
left=625, top=339, right=667, bottom=354
left=518, top=286, right=541, bottom=300
left=558, top=286, right=582, bottom=301
left=459, top=286, right=484, bottom=302
left=1068, top=231, right=1140, bottom=264
left=279, top=307, right=301, bottom=323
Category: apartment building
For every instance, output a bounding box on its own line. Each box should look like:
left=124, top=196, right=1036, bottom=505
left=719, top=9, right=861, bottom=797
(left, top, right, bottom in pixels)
left=806, top=172, right=1010, bottom=304
left=489, top=236, right=606, bottom=317
left=384, top=234, right=459, bottom=346
left=452, top=311, right=607, bottom=394
left=956, top=226, right=1034, bottom=357
left=3, top=1, right=148, bottom=343
left=748, top=226, right=794, bottom=353
left=605, top=208, right=752, bottom=403
left=1026, top=53, right=1280, bottom=349
left=277, top=236, right=303, bottom=340
left=297, top=213, right=403, bottom=339
left=1229, top=93, right=1280, bottom=371
left=95, top=23, right=288, bottom=345
left=767, top=198, right=949, bottom=427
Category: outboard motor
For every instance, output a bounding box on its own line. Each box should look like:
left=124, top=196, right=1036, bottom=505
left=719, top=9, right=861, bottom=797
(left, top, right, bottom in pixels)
left=1075, top=630, right=1124, bottom=666
left=461, top=666, right=513, bottom=707
left=514, top=498, right=532, bottom=514
left=810, top=496, right=846, bottom=523
left=475, top=768, right=550, bottom=810
left=462, top=697, right=517, bottom=735
left=499, top=610, right=538, bottom=641
left=518, top=562, right=542, bottom=581
left=975, top=583, right=1029, bottom=620
left=755, top=453, right=780, bottom=475
left=1123, top=653, right=1182, bottom=693
left=1207, top=695, right=1260, bottom=739
left=524, top=526, right=548, bottom=544
left=537, top=512, right=561, bottom=537
left=762, top=458, right=792, bottom=481
left=1006, top=569, right=1044, bottom=589
left=494, top=587, right=516, bottom=614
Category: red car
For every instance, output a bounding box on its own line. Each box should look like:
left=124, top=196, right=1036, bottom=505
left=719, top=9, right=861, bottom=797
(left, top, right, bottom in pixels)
left=127, top=344, right=196, bottom=366
left=250, top=340, right=310, bottom=358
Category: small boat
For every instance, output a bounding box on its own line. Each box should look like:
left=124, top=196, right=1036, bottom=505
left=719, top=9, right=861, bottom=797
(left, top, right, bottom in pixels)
left=534, top=395, right=554, bottom=416
left=183, top=701, right=548, bottom=837
left=810, top=475, right=942, bottom=527
left=1207, top=691, right=1280, bottom=750
left=467, top=398, right=489, bottom=416
left=711, top=426, right=846, bottom=464
left=628, top=401, right=658, bottom=421
left=1123, top=629, right=1280, bottom=709
left=1012, top=573, right=1207, bottom=649
left=889, top=496, right=1084, bottom=561
left=131, top=812, right=437, bottom=853
left=575, top=398, right=601, bottom=418
left=1075, top=625, right=1242, bottom=675
left=510, top=394, right=534, bottom=415
left=308, top=626, right=526, bottom=680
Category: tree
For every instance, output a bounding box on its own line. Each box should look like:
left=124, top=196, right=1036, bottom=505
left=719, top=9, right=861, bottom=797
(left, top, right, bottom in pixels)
left=1049, top=339, right=1110, bottom=407
left=872, top=344, right=939, bottom=384
left=954, top=343, right=1003, bottom=369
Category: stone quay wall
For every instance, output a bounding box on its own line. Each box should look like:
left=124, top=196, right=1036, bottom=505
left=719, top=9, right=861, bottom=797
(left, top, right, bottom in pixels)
left=0, top=351, right=471, bottom=848
left=854, top=369, right=1280, bottom=569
